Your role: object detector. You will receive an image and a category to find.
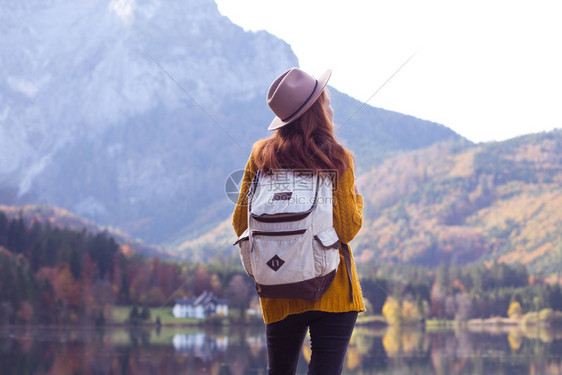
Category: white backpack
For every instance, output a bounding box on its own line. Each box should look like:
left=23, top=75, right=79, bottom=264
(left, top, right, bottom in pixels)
left=234, top=169, right=342, bottom=301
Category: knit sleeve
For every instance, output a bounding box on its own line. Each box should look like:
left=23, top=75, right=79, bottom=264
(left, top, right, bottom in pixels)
left=232, top=153, right=258, bottom=237
left=333, top=152, right=364, bottom=244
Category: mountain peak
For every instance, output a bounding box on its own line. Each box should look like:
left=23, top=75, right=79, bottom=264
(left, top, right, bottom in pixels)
left=1, top=0, right=297, bottom=195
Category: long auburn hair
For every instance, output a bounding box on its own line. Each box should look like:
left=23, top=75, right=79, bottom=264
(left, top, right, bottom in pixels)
left=253, top=90, right=352, bottom=178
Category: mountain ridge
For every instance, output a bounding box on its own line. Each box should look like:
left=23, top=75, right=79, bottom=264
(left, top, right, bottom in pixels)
left=354, top=130, right=562, bottom=276
left=0, top=204, right=169, bottom=258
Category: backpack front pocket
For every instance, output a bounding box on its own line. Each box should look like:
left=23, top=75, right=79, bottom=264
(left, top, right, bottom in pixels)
left=312, top=227, right=341, bottom=276
left=251, top=229, right=312, bottom=286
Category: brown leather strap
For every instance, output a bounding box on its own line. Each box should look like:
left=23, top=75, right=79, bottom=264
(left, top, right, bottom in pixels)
left=340, top=243, right=354, bottom=302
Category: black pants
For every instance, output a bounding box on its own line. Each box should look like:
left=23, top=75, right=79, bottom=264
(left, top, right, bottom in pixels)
left=265, top=310, right=358, bottom=375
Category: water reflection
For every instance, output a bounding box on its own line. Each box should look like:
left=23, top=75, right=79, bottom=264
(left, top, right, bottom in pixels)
left=1, top=325, right=562, bottom=374
left=172, top=333, right=228, bottom=360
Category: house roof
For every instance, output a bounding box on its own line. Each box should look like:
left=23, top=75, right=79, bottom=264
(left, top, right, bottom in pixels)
left=175, top=291, right=228, bottom=306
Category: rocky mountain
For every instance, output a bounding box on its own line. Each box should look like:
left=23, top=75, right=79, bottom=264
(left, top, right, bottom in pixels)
left=0, top=0, right=461, bottom=245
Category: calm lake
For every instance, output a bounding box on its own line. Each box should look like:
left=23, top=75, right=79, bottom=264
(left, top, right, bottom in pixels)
left=1, top=324, right=562, bottom=374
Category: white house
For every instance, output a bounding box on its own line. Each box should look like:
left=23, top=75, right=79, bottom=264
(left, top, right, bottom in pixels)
left=172, top=291, right=228, bottom=319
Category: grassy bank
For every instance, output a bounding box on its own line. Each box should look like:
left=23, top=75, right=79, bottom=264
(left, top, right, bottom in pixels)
left=108, top=306, right=263, bottom=326
left=110, top=306, right=207, bottom=326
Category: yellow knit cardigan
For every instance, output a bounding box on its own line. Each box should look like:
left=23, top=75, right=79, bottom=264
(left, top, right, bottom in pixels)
left=232, top=151, right=365, bottom=324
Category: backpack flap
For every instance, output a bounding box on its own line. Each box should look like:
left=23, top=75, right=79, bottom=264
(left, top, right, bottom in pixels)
left=313, top=227, right=340, bottom=249
left=249, top=172, right=319, bottom=218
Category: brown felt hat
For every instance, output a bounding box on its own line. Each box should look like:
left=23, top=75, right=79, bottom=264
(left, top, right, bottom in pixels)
left=267, top=67, right=332, bottom=131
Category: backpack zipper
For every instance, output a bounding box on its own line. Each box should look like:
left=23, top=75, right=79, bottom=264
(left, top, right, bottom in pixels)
left=252, top=229, right=307, bottom=236
left=251, top=211, right=313, bottom=223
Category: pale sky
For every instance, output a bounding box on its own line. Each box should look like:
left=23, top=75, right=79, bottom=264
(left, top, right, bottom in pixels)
left=215, top=0, right=562, bottom=143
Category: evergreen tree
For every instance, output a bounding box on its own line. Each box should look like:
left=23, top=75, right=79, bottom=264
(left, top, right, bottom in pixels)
left=129, top=305, right=140, bottom=325
left=0, top=211, right=9, bottom=246
left=7, top=216, right=26, bottom=254
left=140, top=305, right=150, bottom=321
left=69, top=248, right=82, bottom=280
left=549, top=284, right=562, bottom=311
left=87, top=232, right=119, bottom=279
left=118, top=273, right=131, bottom=304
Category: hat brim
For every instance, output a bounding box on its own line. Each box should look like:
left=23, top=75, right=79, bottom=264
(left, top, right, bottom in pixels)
left=267, top=69, right=332, bottom=131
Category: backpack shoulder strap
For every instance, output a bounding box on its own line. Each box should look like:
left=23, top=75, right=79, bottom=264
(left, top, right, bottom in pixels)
left=340, top=242, right=354, bottom=303
left=247, top=169, right=261, bottom=213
